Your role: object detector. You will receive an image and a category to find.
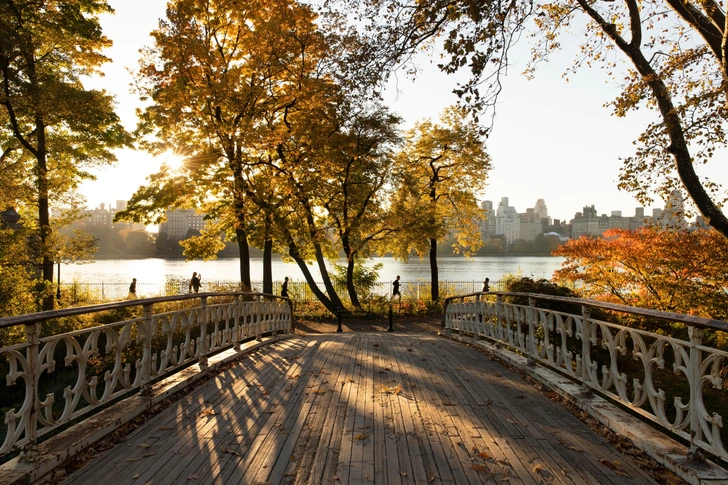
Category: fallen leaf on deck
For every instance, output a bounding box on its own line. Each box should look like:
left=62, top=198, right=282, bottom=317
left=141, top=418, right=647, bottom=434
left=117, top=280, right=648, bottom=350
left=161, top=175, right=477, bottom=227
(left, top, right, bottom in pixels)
left=187, top=474, right=198, bottom=480
left=532, top=464, right=545, bottom=474
left=380, top=385, right=402, bottom=395
left=312, top=389, right=327, bottom=394
left=289, top=374, right=300, bottom=379
left=144, top=481, right=153, bottom=485
left=478, top=451, right=490, bottom=459
left=124, top=457, right=142, bottom=462
left=138, top=444, right=151, bottom=448
left=132, top=473, right=140, bottom=479
left=561, top=469, right=569, bottom=476
left=470, top=464, right=489, bottom=473
left=355, top=434, right=369, bottom=440
left=200, top=409, right=216, bottom=416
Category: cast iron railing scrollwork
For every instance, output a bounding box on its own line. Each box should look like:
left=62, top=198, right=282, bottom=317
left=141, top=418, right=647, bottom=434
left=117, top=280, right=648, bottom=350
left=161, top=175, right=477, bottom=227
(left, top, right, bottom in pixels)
left=0, top=292, right=293, bottom=460
left=444, top=291, right=728, bottom=463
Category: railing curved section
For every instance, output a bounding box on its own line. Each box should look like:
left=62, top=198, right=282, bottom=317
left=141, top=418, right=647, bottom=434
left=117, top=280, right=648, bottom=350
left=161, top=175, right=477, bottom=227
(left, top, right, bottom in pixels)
left=0, top=292, right=293, bottom=460
left=443, top=291, right=728, bottom=463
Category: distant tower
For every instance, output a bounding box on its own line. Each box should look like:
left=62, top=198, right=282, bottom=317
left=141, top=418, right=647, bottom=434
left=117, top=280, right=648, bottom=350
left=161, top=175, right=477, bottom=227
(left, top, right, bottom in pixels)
left=663, top=190, right=687, bottom=229
left=534, top=198, right=549, bottom=223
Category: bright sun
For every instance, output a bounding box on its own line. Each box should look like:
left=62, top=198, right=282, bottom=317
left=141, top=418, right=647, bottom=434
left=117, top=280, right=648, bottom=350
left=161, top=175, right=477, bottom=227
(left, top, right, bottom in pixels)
left=161, top=150, right=185, bottom=172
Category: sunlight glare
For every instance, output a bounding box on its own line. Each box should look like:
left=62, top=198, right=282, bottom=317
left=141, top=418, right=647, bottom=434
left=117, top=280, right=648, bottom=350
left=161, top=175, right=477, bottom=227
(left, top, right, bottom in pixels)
left=161, top=150, right=185, bottom=172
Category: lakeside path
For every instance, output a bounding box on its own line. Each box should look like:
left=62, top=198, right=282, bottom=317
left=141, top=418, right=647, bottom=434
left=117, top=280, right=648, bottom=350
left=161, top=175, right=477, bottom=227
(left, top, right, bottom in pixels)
left=62, top=321, right=672, bottom=484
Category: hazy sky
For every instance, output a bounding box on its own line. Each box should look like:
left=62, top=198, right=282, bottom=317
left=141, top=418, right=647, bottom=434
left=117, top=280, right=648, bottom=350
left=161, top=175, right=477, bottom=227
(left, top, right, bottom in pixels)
left=79, top=0, right=727, bottom=223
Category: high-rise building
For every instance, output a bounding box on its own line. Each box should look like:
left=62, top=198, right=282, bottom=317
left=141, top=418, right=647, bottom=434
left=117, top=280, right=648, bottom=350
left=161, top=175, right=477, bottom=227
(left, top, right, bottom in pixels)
left=159, top=209, right=206, bottom=240
left=495, top=197, right=520, bottom=244
left=480, top=200, right=496, bottom=237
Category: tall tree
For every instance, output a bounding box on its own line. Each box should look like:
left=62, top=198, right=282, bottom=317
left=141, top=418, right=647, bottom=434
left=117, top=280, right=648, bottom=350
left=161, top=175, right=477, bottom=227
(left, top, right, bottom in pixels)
left=0, top=0, right=131, bottom=310
left=331, top=0, right=728, bottom=240
left=320, top=104, right=402, bottom=308
left=124, top=0, right=341, bottom=292
left=389, top=106, right=490, bottom=301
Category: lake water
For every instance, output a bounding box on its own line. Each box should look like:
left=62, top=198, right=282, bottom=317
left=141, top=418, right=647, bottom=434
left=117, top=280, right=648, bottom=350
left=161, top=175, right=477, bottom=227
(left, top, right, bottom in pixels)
left=61, top=256, right=565, bottom=287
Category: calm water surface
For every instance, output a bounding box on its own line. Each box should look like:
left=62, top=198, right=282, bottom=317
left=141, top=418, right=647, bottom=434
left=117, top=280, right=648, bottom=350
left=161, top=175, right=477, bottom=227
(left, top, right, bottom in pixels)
left=61, top=256, right=564, bottom=287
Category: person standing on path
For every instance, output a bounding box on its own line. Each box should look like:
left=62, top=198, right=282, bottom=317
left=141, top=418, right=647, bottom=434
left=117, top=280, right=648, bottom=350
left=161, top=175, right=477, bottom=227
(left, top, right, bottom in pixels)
left=128, top=278, right=138, bottom=299
left=189, top=272, right=202, bottom=293
left=281, top=277, right=289, bottom=298
left=482, top=277, right=490, bottom=292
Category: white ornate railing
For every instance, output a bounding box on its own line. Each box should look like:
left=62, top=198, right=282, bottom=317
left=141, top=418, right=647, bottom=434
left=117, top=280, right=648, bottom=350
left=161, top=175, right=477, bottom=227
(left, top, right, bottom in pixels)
left=0, top=292, right=293, bottom=460
left=444, top=292, right=728, bottom=463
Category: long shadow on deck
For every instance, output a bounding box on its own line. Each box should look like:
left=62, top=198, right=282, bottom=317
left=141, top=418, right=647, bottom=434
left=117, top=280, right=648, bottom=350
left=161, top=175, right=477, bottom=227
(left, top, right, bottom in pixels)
left=65, top=333, right=658, bottom=485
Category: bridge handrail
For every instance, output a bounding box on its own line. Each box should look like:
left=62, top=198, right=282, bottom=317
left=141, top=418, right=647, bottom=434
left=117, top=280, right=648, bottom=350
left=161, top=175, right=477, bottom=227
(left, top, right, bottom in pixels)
left=443, top=291, right=728, bottom=463
left=445, top=291, right=728, bottom=332
left=0, top=292, right=293, bottom=461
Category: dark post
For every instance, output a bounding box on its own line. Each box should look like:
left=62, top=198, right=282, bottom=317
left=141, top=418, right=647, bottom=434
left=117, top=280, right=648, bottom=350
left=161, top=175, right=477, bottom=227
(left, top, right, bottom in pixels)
left=387, top=305, right=394, bottom=332
left=336, top=307, right=343, bottom=332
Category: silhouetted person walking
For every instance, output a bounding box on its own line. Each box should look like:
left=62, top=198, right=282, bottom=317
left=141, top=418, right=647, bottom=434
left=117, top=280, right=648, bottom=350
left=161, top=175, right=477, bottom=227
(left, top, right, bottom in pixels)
left=128, top=278, right=138, bottom=299
left=392, top=275, right=401, bottom=300
left=482, top=277, right=490, bottom=292
left=281, top=277, right=289, bottom=298
left=189, top=272, right=202, bottom=293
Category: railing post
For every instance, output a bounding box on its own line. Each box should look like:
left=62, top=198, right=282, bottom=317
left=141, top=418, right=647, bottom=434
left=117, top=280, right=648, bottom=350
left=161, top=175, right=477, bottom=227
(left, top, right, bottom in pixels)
left=199, top=296, right=209, bottom=369
left=687, top=326, right=706, bottom=462
left=140, top=302, right=154, bottom=397
left=579, top=305, right=594, bottom=396
left=526, top=297, right=538, bottom=366
left=20, top=322, right=41, bottom=462
left=495, top=294, right=503, bottom=344
left=233, top=295, right=241, bottom=351
left=336, top=307, right=343, bottom=333
left=388, top=306, right=394, bottom=332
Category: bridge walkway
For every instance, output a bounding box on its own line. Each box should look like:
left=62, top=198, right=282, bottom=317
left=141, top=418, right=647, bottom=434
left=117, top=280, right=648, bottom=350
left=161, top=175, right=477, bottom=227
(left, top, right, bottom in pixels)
left=64, top=333, right=658, bottom=484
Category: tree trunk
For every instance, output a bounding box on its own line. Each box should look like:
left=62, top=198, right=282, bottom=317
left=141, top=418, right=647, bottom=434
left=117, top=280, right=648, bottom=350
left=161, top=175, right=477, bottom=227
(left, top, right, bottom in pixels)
left=341, top=236, right=361, bottom=308
left=263, top=238, right=273, bottom=295
left=429, top=237, right=439, bottom=301
left=312, top=240, right=346, bottom=310
left=37, top=121, right=54, bottom=311
left=346, top=256, right=361, bottom=308
left=236, top=226, right=251, bottom=291
left=290, top=249, right=339, bottom=315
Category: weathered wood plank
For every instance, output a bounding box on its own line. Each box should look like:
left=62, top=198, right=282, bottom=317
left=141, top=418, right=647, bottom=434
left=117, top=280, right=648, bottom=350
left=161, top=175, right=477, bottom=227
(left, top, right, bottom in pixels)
left=65, top=333, right=661, bottom=485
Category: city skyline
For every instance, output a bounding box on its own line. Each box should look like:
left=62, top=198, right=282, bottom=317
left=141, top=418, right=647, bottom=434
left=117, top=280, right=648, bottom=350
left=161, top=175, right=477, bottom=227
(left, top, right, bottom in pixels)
left=77, top=0, right=728, bottom=224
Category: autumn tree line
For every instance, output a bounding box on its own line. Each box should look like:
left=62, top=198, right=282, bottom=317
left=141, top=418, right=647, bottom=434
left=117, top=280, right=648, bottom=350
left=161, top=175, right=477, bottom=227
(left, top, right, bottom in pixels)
left=3, top=0, right=728, bottom=320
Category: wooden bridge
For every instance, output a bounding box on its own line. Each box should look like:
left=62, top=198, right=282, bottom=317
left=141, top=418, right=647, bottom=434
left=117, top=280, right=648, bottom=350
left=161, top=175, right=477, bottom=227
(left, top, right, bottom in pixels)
left=64, top=332, right=659, bottom=485
left=2, top=292, right=727, bottom=484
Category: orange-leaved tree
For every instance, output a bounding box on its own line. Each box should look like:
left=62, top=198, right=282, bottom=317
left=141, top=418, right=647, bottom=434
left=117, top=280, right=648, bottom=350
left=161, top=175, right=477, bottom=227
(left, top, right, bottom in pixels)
left=553, top=227, right=728, bottom=321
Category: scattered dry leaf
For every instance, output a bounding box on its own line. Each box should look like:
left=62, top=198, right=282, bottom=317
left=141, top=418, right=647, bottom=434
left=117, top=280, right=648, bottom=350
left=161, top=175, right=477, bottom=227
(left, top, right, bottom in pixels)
left=144, top=481, right=153, bottom=485
left=312, top=389, right=327, bottom=394
left=533, top=463, right=545, bottom=474
left=289, top=374, right=300, bottom=379
left=187, top=475, right=198, bottom=481
left=132, top=473, right=140, bottom=480
left=200, top=409, right=216, bottom=416
left=561, top=469, right=569, bottom=476
left=478, top=451, right=490, bottom=459
left=138, top=444, right=151, bottom=448
left=355, top=434, right=369, bottom=440
left=381, top=384, right=402, bottom=395
left=470, top=464, right=489, bottom=473
left=124, top=457, right=142, bottom=462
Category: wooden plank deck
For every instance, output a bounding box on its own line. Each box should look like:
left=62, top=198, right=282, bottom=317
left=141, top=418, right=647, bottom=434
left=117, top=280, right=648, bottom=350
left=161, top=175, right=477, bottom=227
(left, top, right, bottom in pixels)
left=64, top=333, right=658, bottom=485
